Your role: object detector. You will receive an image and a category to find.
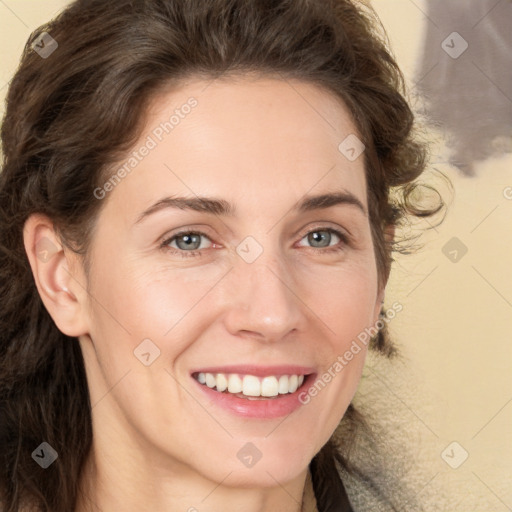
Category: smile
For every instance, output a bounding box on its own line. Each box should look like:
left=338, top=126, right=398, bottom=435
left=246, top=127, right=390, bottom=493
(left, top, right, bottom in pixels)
left=193, top=372, right=306, bottom=399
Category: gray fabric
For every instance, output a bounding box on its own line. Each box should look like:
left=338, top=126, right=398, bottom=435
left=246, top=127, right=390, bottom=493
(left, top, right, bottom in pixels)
left=415, top=0, right=512, bottom=175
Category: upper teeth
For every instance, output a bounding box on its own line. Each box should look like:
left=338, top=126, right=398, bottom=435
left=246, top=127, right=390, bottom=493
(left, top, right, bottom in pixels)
left=196, top=372, right=305, bottom=397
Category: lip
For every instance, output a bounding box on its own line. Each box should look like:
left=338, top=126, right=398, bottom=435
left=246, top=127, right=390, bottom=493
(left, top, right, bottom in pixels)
left=190, top=365, right=316, bottom=419
left=190, top=364, right=316, bottom=378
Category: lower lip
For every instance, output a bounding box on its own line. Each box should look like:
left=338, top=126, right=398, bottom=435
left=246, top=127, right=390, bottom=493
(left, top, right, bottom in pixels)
left=192, top=375, right=315, bottom=419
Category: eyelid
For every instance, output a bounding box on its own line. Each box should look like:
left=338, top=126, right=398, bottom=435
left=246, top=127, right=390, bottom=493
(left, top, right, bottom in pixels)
left=296, top=221, right=351, bottom=241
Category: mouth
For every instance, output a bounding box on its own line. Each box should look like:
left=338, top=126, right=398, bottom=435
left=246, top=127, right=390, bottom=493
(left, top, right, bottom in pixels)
left=189, top=365, right=316, bottom=418
left=192, top=371, right=309, bottom=400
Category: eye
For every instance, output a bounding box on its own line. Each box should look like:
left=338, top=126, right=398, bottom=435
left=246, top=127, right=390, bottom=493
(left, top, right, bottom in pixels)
left=297, top=227, right=348, bottom=253
left=160, top=226, right=350, bottom=259
left=161, top=230, right=213, bottom=258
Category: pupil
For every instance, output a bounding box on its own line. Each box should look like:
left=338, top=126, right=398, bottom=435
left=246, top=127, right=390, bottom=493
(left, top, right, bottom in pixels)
left=311, top=231, right=329, bottom=247
left=179, top=234, right=199, bottom=249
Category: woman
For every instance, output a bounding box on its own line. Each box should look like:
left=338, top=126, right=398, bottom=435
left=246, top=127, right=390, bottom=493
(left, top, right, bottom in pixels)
left=0, top=0, right=443, bottom=510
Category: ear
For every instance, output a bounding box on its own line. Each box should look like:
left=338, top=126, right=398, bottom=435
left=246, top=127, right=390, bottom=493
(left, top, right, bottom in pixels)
left=373, top=223, right=396, bottom=321
left=23, top=213, right=89, bottom=337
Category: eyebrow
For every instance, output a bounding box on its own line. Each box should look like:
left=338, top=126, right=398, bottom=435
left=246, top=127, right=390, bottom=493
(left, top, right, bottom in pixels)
left=134, top=190, right=367, bottom=224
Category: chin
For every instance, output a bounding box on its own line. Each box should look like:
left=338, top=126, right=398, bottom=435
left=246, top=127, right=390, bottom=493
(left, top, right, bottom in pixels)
left=183, top=440, right=313, bottom=489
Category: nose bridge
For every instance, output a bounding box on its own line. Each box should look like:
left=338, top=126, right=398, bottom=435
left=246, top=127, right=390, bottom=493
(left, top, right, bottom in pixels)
left=223, top=236, right=303, bottom=340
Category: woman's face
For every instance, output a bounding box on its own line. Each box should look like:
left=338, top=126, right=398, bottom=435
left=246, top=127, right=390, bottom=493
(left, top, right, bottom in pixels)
left=78, top=76, right=384, bottom=487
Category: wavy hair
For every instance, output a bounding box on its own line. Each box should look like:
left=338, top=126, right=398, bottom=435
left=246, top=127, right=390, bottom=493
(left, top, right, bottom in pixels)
left=0, top=0, right=445, bottom=510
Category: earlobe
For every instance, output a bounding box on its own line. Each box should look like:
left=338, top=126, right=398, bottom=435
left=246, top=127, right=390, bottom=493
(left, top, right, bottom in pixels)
left=23, top=214, right=89, bottom=337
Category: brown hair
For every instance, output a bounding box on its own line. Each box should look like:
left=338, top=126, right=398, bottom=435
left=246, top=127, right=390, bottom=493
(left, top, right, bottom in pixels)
left=0, top=0, right=444, bottom=510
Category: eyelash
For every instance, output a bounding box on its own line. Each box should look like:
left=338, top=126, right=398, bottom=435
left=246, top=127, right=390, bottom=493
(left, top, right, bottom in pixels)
left=160, top=227, right=350, bottom=259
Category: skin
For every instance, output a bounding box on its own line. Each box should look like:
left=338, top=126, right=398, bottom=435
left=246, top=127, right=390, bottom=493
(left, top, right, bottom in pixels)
left=24, top=76, right=391, bottom=512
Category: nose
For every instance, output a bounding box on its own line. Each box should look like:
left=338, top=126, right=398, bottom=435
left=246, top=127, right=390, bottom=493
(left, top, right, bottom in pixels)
left=222, top=251, right=305, bottom=343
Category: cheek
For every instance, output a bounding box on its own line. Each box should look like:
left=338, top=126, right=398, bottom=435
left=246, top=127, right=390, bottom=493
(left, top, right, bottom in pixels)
left=304, top=261, right=379, bottom=338
left=298, top=262, right=377, bottom=412
left=87, top=258, right=205, bottom=333
left=83, top=262, right=234, bottom=388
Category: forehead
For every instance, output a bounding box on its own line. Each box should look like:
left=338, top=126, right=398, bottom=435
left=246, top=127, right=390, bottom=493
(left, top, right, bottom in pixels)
left=102, top=76, right=368, bottom=220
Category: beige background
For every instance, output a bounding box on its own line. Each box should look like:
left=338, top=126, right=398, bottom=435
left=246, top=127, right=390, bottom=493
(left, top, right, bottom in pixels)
left=1, top=1, right=511, bottom=510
